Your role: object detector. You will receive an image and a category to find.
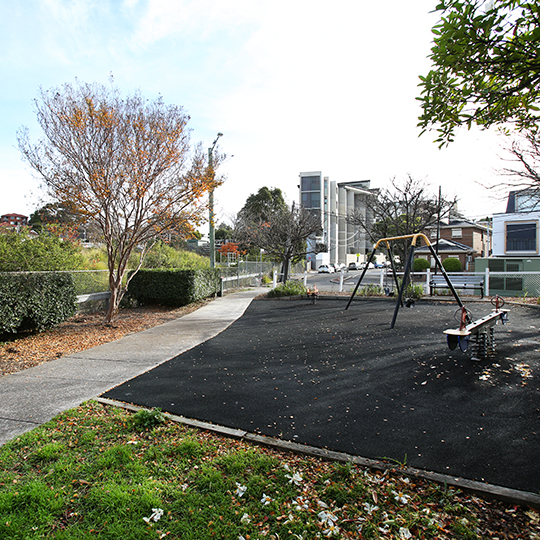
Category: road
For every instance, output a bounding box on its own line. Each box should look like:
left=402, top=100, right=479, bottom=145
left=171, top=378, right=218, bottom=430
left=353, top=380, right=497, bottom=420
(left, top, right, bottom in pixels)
left=302, top=269, right=393, bottom=293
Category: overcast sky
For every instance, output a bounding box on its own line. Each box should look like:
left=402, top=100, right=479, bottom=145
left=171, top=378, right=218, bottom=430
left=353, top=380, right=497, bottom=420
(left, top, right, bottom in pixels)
left=0, top=0, right=512, bottom=224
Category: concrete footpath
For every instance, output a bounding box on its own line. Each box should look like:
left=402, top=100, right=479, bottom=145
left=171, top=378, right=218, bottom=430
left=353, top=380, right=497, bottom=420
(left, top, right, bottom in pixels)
left=0, top=288, right=265, bottom=446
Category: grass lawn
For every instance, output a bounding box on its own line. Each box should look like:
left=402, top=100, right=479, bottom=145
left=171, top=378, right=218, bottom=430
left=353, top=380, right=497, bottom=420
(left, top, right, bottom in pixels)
left=0, top=401, right=538, bottom=539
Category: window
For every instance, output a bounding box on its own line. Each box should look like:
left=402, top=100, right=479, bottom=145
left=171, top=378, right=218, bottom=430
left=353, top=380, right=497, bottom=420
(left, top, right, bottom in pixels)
left=506, top=221, right=538, bottom=252
left=301, top=192, right=321, bottom=209
left=301, top=176, right=320, bottom=192
left=451, top=228, right=462, bottom=238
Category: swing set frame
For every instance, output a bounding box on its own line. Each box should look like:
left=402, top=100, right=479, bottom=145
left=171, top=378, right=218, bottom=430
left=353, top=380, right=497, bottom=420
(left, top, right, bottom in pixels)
left=345, top=233, right=470, bottom=329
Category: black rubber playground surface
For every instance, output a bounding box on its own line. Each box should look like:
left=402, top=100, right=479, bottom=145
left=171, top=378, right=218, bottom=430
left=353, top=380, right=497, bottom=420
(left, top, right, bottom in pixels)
left=102, top=297, right=540, bottom=495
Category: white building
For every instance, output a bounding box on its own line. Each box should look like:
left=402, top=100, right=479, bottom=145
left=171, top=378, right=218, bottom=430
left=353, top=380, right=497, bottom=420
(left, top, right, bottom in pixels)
left=492, top=190, right=539, bottom=258
left=299, top=171, right=378, bottom=269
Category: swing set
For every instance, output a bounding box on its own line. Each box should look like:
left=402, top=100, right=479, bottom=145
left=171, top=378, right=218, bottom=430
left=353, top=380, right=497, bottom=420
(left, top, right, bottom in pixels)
left=345, top=233, right=470, bottom=329
left=345, top=233, right=510, bottom=358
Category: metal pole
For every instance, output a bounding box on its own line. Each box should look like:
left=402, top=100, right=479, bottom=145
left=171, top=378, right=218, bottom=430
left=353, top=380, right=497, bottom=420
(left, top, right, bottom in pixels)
left=208, top=133, right=222, bottom=269
left=345, top=249, right=377, bottom=310
left=390, top=244, right=416, bottom=329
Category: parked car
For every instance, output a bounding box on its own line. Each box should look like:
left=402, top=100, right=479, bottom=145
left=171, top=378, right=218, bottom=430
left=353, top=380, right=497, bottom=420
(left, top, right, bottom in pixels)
left=348, top=262, right=358, bottom=270
left=335, top=263, right=346, bottom=271
left=318, top=264, right=335, bottom=273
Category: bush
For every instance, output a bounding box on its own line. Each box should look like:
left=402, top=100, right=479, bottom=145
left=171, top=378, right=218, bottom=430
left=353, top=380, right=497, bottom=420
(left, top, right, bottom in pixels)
left=413, top=258, right=430, bottom=271
left=0, top=272, right=77, bottom=334
left=358, top=284, right=384, bottom=296
left=127, top=269, right=220, bottom=306
left=141, top=242, right=210, bottom=270
left=442, top=257, right=462, bottom=272
left=266, top=281, right=307, bottom=297
left=0, top=228, right=84, bottom=271
left=132, top=408, right=166, bottom=430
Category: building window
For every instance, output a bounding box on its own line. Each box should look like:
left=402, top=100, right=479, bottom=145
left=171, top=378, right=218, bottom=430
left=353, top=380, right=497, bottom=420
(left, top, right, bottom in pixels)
left=506, top=221, right=538, bottom=252
left=430, top=230, right=437, bottom=239
left=301, top=192, right=321, bottom=209
left=301, top=176, right=320, bottom=192
left=451, top=228, right=462, bottom=238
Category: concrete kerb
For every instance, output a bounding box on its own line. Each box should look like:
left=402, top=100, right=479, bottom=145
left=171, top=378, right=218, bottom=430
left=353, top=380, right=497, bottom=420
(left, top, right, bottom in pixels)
left=95, top=396, right=540, bottom=511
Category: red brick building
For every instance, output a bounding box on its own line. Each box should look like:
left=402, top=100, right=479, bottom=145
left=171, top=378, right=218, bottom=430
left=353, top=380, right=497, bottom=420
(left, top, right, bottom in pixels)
left=418, top=219, right=491, bottom=270
left=1, top=213, right=28, bottom=227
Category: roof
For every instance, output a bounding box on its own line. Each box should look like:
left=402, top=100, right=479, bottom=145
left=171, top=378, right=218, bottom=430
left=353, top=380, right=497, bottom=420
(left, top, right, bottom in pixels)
left=1, top=213, right=28, bottom=219
left=416, top=238, right=475, bottom=254
left=425, top=219, right=489, bottom=231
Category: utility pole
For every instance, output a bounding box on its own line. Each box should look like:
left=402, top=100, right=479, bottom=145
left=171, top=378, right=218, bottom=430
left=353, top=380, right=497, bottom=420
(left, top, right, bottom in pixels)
left=208, top=132, right=223, bottom=268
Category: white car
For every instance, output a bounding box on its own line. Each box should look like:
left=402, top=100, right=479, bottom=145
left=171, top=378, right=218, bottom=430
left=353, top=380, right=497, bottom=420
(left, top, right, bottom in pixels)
left=318, top=264, right=335, bottom=273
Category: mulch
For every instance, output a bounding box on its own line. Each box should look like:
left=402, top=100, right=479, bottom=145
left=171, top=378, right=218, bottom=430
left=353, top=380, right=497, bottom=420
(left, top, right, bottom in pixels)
left=0, top=300, right=210, bottom=377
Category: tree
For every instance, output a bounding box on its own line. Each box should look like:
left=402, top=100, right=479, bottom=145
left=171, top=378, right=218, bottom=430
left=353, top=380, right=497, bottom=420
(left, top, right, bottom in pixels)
left=29, top=202, right=80, bottom=230
left=18, top=79, right=222, bottom=323
left=235, top=187, right=288, bottom=256
left=236, top=201, right=322, bottom=282
left=215, top=222, right=233, bottom=241
left=496, top=129, right=540, bottom=209
left=418, top=0, right=540, bottom=146
left=347, top=176, right=456, bottom=265
left=238, top=187, right=287, bottom=222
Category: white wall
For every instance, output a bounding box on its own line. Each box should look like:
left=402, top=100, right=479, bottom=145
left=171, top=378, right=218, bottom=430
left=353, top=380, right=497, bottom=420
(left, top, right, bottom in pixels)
left=492, top=211, right=540, bottom=256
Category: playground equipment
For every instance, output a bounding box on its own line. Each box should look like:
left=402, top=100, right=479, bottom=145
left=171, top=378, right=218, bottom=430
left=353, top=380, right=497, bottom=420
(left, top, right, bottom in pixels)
left=306, top=285, right=319, bottom=304
left=346, top=233, right=471, bottom=329
left=444, top=296, right=509, bottom=358
left=345, top=234, right=510, bottom=358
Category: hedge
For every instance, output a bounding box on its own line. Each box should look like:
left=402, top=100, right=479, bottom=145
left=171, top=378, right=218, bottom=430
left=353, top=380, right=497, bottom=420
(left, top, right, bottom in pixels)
left=442, top=257, right=462, bottom=272
left=0, top=272, right=77, bottom=334
left=127, top=269, right=221, bottom=307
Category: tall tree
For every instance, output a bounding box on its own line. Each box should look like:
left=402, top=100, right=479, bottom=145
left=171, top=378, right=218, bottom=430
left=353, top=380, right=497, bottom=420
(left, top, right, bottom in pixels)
left=18, top=79, right=222, bottom=323
left=236, top=201, right=321, bottom=282
left=239, top=187, right=287, bottom=222
left=347, top=176, right=456, bottom=264
left=418, top=0, right=540, bottom=146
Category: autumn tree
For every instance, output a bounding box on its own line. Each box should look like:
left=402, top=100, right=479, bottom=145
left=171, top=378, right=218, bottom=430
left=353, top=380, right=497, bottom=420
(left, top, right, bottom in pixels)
left=418, top=0, right=540, bottom=146
left=236, top=201, right=322, bottom=282
left=347, top=176, right=456, bottom=264
left=18, top=79, right=222, bottom=323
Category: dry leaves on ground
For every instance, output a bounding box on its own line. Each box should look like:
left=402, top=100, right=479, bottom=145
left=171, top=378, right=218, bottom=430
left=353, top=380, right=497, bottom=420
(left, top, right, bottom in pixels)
left=0, top=300, right=211, bottom=377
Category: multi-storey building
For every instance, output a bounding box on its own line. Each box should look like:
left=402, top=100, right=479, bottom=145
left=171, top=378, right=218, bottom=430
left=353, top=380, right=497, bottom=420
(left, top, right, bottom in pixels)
left=1, top=213, right=28, bottom=227
left=299, top=171, right=378, bottom=268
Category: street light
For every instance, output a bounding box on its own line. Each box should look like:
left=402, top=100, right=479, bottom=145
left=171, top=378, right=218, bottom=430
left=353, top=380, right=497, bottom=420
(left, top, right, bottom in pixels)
left=208, top=132, right=223, bottom=268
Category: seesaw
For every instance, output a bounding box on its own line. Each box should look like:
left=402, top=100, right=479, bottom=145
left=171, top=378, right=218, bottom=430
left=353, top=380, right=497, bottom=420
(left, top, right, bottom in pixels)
left=444, top=296, right=509, bottom=358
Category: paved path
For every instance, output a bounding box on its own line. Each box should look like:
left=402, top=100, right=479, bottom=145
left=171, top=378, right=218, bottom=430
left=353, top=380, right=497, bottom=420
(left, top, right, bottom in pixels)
left=0, top=288, right=264, bottom=446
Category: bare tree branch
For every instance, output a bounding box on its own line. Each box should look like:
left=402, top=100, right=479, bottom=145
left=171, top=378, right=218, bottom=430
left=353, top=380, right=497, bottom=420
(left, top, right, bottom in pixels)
left=18, top=79, right=223, bottom=323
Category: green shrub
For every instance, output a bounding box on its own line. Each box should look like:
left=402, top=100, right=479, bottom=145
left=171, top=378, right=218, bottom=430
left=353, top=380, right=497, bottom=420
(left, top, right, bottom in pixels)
left=442, top=257, right=462, bottom=272
left=266, top=281, right=307, bottom=297
left=0, top=228, right=84, bottom=271
left=405, top=283, right=425, bottom=300
left=413, top=257, right=430, bottom=271
left=141, top=242, right=210, bottom=270
left=358, top=284, right=384, bottom=296
left=132, top=408, right=166, bottom=430
left=127, top=269, right=220, bottom=306
left=0, top=272, right=77, bottom=333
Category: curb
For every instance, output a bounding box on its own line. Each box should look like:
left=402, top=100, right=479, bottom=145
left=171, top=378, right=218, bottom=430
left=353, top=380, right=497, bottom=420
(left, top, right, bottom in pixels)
left=95, top=397, right=540, bottom=510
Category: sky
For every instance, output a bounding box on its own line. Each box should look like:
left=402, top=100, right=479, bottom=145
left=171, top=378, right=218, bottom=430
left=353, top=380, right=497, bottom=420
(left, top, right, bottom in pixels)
left=0, top=0, right=513, bottom=226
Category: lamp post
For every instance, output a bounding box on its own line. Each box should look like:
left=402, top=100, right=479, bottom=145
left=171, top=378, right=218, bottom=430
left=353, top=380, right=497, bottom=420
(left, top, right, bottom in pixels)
left=208, top=132, right=223, bottom=268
